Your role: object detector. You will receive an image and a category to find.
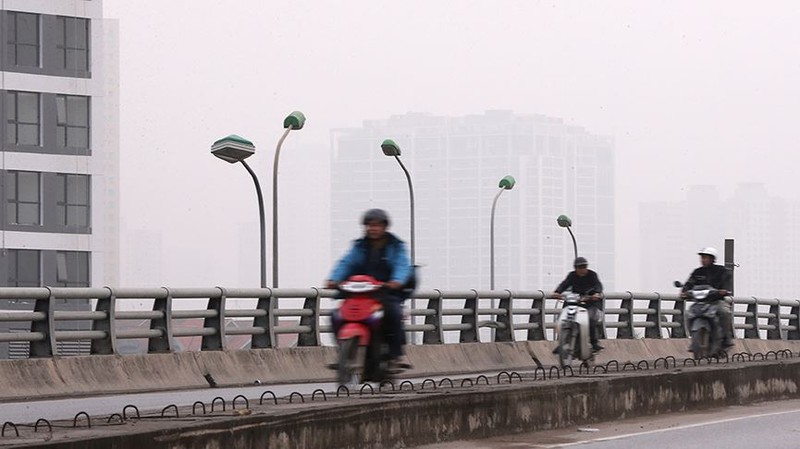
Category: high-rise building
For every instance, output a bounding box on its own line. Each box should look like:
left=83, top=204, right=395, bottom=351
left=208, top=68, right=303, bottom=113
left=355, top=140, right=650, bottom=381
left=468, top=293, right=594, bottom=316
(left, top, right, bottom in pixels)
left=640, top=183, right=797, bottom=298
left=0, top=1, right=119, bottom=357
left=330, top=111, right=615, bottom=291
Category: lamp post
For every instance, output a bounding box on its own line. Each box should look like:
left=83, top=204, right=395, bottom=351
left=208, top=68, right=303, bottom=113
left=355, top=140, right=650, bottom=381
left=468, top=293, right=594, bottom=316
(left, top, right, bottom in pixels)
left=490, top=175, right=516, bottom=291
left=272, top=111, right=305, bottom=288
left=381, top=138, right=417, bottom=343
left=380, top=139, right=415, bottom=264
left=211, top=135, right=266, bottom=288
left=490, top=175, right=515, bottom=342
left=557, top=214, right=578, bottom=261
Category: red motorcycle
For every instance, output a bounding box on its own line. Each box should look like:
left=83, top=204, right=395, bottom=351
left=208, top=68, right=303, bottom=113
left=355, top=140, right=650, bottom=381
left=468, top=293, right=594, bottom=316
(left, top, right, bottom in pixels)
left=331, top=275, right=390, bottom=385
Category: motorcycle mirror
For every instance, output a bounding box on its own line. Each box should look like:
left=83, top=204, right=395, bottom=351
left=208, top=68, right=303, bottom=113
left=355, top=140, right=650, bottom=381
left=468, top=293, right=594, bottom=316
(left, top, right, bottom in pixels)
left=673, top=281, right=683, bottom=288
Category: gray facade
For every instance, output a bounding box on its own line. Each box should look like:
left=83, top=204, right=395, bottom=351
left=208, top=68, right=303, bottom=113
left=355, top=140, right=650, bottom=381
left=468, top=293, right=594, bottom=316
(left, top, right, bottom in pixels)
left=2, top=169, right=91, bottom=234
left=0, top=3, right=111, bottom=359
left=2, top=90, right=91, bottom=156
left=1, top=11, right=91, bottom=78
left=0, top=248, right=91, bottom=358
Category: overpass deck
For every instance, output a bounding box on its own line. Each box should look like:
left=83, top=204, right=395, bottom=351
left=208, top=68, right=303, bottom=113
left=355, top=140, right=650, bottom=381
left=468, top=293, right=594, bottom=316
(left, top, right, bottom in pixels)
left=0, top=348, right=797, bottom=448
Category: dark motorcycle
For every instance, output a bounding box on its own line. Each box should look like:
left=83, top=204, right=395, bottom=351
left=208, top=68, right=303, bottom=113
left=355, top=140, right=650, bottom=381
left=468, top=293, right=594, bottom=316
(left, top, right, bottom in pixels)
left=675, top=281, right=724, bottom=359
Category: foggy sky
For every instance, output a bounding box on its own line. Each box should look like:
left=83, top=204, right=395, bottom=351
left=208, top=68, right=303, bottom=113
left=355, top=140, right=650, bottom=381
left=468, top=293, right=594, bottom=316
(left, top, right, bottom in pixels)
left=103, top=1, right=800, bottom=291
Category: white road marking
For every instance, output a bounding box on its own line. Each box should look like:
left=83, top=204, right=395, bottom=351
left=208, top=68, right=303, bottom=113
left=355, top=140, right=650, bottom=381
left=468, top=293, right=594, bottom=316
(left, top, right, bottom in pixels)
left=536, top=408, right=800, bottom=448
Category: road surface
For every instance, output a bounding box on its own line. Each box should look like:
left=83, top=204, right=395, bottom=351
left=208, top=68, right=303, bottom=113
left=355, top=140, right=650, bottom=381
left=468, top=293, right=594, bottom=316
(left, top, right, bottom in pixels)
left=417, top=398, right=800, bottom=449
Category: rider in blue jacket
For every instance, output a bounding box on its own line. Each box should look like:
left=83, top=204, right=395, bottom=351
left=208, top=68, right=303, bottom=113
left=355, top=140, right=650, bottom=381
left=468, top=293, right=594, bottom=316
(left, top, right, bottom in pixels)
left=327, top=209, right=412, bottom=369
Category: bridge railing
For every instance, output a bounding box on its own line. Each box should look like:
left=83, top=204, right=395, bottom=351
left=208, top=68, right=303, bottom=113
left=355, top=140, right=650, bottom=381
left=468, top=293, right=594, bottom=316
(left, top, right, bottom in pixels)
left=0, top=287, right=797, bottom=357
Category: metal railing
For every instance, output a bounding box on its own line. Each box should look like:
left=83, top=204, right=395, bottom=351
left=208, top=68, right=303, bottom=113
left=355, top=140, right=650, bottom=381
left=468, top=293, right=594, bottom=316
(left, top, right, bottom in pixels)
left=0, top=287, right=797, bottom=357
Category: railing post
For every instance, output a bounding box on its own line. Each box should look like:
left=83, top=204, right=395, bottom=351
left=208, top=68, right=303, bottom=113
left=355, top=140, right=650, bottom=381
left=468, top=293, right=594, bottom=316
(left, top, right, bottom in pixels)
left=252, top=288, right=275, bottom=349
left=672, top=296, right=687, bottom=338
left=767, top=300, right=783, bottom=340
left=788, top=300, right=800, bottom=341
left=617, top=292, right=635, bottom=339
left=149, top=287, right=174, bottom=353
left=423, top=290, right=444, bottom=344
left=494, top=290, right=515, bottom=342
left=744, top=297, right=761, bottom=339
left=91, top=287, right=117, bottom=355
left=645, top=293, right=662, bottom=339
left=297, top=288, right=320, bottom=347
left=30, top=288, right=56, bottom=357
left=460, top=290, right=480, bottom=343
left=597, top=295, right=607, bottom=340
left=202, top=287, right=227, bottom=351
left=527, top=290, right=546, bottom=341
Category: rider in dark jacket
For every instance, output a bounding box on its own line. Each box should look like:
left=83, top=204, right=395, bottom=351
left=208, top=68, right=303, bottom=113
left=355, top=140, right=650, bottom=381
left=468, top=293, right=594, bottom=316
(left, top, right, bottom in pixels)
left=327, top=209, right=412, bottom=369
left=681, top=247, right=733, bottom=348
left=553, top=257, right=604, bottom=352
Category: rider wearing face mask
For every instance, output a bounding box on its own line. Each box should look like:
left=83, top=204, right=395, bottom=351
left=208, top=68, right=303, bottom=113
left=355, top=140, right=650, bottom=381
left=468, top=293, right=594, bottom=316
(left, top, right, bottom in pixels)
left=681, top=247, right=734, bottom=349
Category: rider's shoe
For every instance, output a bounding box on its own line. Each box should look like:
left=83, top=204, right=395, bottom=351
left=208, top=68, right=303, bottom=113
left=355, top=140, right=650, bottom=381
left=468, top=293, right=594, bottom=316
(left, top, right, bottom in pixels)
left=591, top=343, right=604, bottom=352
left=552, top=346, right=560, bottom=354
left=388, top=356, right=412, bottom=371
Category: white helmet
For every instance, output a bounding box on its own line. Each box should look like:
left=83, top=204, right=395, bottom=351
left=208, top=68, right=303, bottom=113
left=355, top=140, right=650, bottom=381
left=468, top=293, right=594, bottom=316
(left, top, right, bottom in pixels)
left=698, top=247, right=718, bottom=259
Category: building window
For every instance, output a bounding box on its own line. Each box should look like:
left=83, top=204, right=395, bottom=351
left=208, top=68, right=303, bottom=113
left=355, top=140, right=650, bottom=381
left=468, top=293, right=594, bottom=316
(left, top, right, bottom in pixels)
left=56, top=95, right=90, bottom=148
left=6, top=12, right=39, bottom=67
left=8, top=249, right=40, bottom=287
left=56, top=17, right=89, bottom=71
left=6, top=171, right=40, bottom=225
left=55, top=251, right=90, bottom=287
left=55, top=174, right=90, bottom=227
left=6, top=91, right=40, bottom=146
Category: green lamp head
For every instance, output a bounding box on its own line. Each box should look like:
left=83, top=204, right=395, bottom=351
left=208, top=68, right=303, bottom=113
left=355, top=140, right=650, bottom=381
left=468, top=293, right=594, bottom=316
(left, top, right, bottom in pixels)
left=498, top=175, right=516, bottom=190
left=210, top=134, right=255, bottom=163
left=381, top=139, right=401, bottom=156
left=283, top=111, right=306, bottom=130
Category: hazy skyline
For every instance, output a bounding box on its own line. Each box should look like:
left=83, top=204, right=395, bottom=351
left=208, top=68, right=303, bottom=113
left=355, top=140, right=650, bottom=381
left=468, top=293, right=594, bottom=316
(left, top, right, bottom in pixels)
left=105, top=1, right=800, bottom=292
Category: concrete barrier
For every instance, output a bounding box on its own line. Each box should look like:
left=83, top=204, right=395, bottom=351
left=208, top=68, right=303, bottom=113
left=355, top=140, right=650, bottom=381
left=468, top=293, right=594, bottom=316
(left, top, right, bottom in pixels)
left=1, top=339, right=799, bottom=401
left=23, top=357, right=800, bottom=449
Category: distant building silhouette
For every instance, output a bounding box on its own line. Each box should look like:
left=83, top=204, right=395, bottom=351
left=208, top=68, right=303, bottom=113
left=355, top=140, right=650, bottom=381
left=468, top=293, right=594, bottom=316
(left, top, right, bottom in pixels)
left=330, top=111, right=615, bottom=291
left=640, top=183, right=795, bottom=298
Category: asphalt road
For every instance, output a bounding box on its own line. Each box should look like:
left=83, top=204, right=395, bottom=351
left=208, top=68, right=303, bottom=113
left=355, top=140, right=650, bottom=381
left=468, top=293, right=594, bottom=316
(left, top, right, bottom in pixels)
left=417, top=399, right=800, bottom=449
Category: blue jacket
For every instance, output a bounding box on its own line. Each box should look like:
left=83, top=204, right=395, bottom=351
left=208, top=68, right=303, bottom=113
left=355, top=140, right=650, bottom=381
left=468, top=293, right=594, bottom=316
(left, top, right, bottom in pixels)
left=329, top=232, right=412, bottom=285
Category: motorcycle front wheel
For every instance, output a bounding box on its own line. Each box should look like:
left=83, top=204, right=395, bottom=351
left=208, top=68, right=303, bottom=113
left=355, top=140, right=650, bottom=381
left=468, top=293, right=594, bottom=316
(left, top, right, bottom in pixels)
left=691, top=327, right=709, bottom=360
left=337, top=337, right=359, bottom=385
left=558, top=326, right=574, bottom=368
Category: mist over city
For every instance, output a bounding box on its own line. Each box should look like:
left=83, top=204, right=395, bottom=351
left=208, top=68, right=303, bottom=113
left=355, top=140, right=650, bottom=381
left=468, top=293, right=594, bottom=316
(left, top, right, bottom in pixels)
left=105, top=1, right=800, bottom=298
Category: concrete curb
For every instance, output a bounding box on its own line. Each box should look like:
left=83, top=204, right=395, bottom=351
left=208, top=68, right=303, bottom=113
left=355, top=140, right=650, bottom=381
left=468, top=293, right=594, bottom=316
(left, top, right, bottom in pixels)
left=1, top=339, right=798, bottom=401
left=22, top=358, right=800, bottom=449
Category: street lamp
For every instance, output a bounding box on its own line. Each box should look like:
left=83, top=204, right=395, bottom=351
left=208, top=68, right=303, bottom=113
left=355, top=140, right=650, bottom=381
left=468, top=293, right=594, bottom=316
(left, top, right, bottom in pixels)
left=490, top=175, right=516, bottom=290
left=211, top=134, right=266, bottom=288
left=380, top=139, right=415, bottom=264
left=557, top=214, right=578, bottom=261
left=381, top=138, right=417, bottom=344
left=272, top=111, right=306, bottom=288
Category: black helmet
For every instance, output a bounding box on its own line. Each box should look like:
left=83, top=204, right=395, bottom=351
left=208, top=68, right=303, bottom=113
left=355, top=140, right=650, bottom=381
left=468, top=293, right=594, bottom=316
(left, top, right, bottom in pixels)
left=362, top=208, right=390, bottom=226
left=573, top=257, right=588, bottom=267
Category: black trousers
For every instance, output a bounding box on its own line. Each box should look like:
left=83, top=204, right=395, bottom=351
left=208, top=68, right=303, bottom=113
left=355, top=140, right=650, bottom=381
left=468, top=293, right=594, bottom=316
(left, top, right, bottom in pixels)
left=379, top=294, right=406, bottom=359
left=586, top=306, right=602, bottom=345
